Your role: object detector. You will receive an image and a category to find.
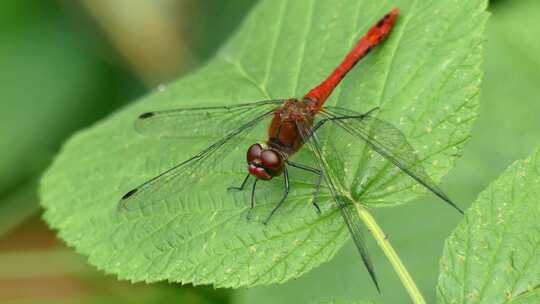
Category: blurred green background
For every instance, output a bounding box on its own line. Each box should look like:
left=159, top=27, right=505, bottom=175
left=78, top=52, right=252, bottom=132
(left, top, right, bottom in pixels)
left=0, top=0, right=538, bottom=303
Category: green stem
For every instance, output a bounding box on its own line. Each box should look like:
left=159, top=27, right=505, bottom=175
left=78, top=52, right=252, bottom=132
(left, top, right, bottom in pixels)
left=355, top=205, right=426, bottom=304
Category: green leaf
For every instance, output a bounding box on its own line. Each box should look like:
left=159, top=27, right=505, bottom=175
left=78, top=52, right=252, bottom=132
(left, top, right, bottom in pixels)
left=41, top=0, right=487, bottom=288
left=506, top=290, right=540, bottom=304
left=437, top=149, right=540, bottom=303
left=238, top=1, right=537, bottom=303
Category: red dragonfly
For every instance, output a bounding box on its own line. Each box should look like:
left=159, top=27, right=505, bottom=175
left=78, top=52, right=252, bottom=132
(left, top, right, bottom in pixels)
left=119, top=8, right=462, bottom=291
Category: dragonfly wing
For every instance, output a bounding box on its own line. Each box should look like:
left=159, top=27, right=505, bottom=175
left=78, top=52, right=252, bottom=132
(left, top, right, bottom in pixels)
left=119, top=107, right=276, bottom=213
left=294, top=120, right=380, bottom=292
left=322, top=106, right=463, bottom=214
left=135, top=100, right=283, bottom=139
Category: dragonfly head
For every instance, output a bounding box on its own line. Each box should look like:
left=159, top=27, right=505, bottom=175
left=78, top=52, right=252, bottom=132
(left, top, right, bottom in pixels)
left=246, top=143, right=284, bottom=180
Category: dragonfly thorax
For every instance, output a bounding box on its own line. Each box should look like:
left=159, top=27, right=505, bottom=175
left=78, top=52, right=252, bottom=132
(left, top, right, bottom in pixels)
left=246, top=143, right=284, bottom=180
left=278, top=98, right=318, bottom=118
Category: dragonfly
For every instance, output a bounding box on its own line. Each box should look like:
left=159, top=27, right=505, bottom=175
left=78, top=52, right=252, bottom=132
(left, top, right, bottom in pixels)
left=119, top=8, right=463, bottom=291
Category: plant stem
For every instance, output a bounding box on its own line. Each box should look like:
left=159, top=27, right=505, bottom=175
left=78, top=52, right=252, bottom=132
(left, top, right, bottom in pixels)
left=355, top=205, right=426, bottom=304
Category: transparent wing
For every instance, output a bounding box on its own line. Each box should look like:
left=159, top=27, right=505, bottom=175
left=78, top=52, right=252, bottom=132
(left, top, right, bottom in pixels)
left=322, top=106, right=463, bottom=214
left=118, top=105, right=277, bottom=213
left=135, top=100, right=283, bottom=139
left=294, top=119, right=380, bottom=292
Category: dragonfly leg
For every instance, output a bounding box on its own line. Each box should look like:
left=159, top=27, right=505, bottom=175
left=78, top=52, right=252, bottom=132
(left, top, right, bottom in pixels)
left=228, top=173, right=251, bottom=192
left=312, top=113, right=371, bottom=134
left=263, top=167, right=290, bottom=225
left=306, top=107, right=379, bottom=141
left=246, top=179, right=259, bottom=220
left=286, top=161, right=322, bottom=214
left=308, top=108, right=379, bottom=139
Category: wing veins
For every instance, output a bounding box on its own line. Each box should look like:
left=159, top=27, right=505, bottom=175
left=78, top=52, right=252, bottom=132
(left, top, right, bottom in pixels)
left=134, top=100, right=283, bottom=139
left=294, top=119, right=380, bottom=292
left=322, top=107, right=463, bottom=214
left=119, top=107, right=276, bottom=212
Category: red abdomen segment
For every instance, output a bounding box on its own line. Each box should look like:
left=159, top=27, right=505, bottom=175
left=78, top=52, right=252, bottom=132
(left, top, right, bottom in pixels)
left=304, top=8, right=399, bottom=110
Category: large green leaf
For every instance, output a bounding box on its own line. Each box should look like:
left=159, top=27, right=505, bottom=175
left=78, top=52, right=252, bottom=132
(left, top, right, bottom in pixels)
left=437, top=149, right=540, bottom=303
left=41, top=0, right=487, bottom=287
left=237, top=1, right=537, bottom=303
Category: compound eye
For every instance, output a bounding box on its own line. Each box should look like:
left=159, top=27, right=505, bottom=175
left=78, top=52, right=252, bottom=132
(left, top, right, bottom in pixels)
left=247, top=144, right=263, bottom=163
left=261, top=150, right=282, bottom=170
